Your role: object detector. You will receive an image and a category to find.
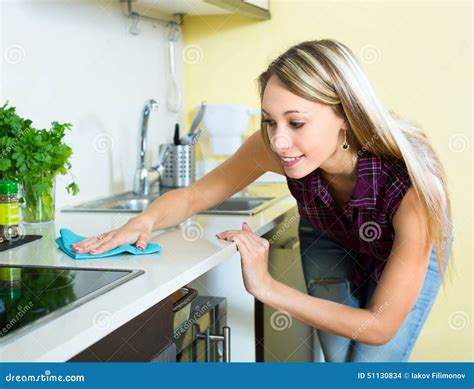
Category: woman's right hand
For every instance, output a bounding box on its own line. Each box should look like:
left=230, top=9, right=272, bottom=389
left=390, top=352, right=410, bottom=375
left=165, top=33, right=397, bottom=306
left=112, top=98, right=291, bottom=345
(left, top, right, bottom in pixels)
left=71, top=215, right=155, bottom=255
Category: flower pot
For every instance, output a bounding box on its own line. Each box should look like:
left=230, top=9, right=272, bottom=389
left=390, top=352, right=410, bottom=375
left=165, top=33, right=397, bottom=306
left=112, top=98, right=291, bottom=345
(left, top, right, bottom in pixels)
left=21, top=178, right=56, bottom=225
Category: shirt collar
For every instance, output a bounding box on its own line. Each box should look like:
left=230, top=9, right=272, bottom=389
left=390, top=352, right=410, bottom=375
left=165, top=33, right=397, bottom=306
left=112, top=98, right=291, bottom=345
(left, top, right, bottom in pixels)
left=312, top=151, right=380, bottom=210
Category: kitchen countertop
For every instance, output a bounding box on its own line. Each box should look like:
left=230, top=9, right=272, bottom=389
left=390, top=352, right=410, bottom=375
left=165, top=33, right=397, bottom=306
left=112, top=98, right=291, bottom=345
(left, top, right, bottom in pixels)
left=0, top=184, right=296, bottom=362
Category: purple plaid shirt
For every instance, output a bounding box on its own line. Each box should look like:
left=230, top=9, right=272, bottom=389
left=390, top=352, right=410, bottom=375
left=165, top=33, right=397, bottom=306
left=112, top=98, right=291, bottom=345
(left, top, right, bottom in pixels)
left=286, top=151, right=412, bottom=297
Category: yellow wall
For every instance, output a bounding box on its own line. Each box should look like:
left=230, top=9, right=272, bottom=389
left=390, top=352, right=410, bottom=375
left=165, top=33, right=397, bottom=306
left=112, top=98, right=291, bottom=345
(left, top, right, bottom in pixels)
left=182, top=0, right=472, bottom=361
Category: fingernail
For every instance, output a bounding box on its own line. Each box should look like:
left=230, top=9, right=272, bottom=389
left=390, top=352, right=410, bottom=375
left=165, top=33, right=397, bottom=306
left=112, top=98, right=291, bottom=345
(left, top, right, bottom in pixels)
left=137, top=246, right=144, bottom=251
left=90, top=250, right=96, bottom=254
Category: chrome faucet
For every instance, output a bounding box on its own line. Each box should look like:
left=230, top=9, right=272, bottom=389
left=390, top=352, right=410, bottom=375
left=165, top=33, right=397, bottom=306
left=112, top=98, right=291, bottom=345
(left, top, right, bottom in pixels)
left=133, top=99, right=170, bottom=196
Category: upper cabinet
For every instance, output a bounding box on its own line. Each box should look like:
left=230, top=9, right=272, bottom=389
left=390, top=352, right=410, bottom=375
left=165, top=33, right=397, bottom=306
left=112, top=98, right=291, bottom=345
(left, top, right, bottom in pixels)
left=120, top=0, right=271, bottom=22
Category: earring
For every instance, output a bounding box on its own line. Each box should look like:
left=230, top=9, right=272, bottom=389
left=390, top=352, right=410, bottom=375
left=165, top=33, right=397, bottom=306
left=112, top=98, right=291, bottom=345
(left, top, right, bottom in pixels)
left=341, top=128, right=350, bottom=150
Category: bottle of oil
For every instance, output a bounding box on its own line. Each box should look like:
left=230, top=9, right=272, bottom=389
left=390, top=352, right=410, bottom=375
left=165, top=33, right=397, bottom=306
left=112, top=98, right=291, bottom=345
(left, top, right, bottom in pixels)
left=0, top=180, right=20, bottom=243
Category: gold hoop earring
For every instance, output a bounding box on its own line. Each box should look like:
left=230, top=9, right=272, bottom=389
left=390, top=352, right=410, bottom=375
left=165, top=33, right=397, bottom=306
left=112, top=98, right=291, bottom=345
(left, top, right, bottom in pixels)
left=341, top=128, right=350, bottom=150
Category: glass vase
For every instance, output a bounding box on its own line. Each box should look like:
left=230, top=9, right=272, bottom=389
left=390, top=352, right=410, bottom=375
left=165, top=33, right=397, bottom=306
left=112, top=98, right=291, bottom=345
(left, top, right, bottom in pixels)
left=21, top=178, right=56, bottom=224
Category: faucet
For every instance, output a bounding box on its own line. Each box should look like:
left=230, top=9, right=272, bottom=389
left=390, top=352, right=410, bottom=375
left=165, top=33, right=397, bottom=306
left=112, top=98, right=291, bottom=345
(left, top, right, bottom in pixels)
left=133, top=99, right=170, bottom=196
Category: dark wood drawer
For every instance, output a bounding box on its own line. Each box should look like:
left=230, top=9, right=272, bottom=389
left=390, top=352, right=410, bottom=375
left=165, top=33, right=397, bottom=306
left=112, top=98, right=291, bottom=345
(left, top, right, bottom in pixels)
left=69, top=296, right=173, bottom=362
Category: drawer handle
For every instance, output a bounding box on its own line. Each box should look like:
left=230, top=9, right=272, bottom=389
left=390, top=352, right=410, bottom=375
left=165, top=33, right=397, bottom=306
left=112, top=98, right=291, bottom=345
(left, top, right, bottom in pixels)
left=196, top=326, right=231, bottom=362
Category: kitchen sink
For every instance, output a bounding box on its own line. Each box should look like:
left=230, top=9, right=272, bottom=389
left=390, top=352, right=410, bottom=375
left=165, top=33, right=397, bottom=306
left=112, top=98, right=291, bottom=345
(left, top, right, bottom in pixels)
left=62, top=190, right=284, bottom=215
left=104, top=198, right=152, bottom=212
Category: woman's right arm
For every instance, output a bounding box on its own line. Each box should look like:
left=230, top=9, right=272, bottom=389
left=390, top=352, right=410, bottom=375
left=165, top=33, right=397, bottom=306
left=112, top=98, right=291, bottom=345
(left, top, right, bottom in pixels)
left=72, top=130, right=284, bottom=254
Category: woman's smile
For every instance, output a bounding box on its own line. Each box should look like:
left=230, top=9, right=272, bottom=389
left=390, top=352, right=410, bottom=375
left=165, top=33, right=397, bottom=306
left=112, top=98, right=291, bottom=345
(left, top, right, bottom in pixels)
left=279, top=154, right=305, bottom=168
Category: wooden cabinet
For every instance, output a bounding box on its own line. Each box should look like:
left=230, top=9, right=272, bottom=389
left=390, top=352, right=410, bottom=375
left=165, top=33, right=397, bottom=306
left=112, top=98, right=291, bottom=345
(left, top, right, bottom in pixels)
left=69, top=297, right=174, bottom=362
left=207, top=0, right=270, bottom=19
left=121, top=0, right=270, bottom=22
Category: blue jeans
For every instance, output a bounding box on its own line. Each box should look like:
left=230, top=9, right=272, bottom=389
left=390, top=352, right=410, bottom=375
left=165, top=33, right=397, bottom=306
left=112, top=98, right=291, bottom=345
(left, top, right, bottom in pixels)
left=298, top=218, right=453, bottom=362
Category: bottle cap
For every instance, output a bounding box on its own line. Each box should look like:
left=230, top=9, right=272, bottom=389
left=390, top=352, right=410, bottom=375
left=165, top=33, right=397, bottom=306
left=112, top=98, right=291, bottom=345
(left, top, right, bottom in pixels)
left=0, top=180, right=18, bottom=195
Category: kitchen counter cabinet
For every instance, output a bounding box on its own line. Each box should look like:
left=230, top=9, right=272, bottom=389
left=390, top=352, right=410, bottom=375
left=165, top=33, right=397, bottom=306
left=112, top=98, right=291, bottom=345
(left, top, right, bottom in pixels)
left=69, top=296, right=174, bottom=362
left=0, top=184, right=296, bottom=362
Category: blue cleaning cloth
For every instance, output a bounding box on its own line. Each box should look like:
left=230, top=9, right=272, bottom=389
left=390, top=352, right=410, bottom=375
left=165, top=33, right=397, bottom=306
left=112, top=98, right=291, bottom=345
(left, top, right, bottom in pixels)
left=55, top=228, right=161, bottom=259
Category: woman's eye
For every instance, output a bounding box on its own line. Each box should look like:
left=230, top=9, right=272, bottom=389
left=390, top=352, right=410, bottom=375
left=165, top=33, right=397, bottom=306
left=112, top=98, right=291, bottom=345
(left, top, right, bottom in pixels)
left=263, top=119, right=276, bottom=127
left=263, top=119, right=305, bottom=129
left=290, top=122, right=305, bottom=129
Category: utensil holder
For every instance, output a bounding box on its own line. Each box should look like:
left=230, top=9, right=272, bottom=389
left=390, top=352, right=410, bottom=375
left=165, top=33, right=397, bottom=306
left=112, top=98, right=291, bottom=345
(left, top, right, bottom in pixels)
left=159, top=144, right=196, bottom=188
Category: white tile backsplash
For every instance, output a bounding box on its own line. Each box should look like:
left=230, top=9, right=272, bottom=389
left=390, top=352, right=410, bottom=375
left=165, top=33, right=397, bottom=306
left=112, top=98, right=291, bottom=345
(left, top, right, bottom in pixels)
left=1, top=0, right=185, bottom=207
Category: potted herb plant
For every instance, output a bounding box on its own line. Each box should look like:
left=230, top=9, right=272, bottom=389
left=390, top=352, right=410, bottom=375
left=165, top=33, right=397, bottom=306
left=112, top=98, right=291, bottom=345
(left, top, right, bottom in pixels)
left=0, top=102, right=79, bottom=224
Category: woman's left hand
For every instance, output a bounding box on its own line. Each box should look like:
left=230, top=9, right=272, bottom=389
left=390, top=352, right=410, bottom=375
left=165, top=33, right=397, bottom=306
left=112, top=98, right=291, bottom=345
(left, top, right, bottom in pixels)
left=217, top=222, right=274, bottom=300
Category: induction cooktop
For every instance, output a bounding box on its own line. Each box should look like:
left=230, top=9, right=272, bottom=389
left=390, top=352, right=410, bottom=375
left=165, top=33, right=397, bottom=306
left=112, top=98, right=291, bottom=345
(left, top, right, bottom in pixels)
left=0, top=264, right=144, bottom=342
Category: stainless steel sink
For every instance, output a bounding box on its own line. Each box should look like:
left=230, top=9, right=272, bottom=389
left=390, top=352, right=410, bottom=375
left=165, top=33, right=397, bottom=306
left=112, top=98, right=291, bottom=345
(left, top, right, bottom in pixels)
left=62, top=190, right=283, bottom=215
left=62, top=192, right=157, bottom=213
left=106, top=198, right=152, bottom=211
left=203, top=196, right=277, bottom=215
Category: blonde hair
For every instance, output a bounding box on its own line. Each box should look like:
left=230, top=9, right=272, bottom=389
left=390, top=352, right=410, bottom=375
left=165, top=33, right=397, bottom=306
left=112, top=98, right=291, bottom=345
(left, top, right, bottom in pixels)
left=258, top=39, right=454, bottom=283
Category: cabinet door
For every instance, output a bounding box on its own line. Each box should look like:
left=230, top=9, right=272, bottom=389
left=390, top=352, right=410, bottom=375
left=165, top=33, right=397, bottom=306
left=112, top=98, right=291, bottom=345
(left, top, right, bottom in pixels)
left=256, top=207, right=315, bottom=362
left=122, top=0, right=271, bottom=21
left=69, top=297, right=173, bottom=362
left=150, top=343, right=177, bottom=362
left=206, top=0, right=271, bottom=19
left=244, top=0, right=269, bottom=10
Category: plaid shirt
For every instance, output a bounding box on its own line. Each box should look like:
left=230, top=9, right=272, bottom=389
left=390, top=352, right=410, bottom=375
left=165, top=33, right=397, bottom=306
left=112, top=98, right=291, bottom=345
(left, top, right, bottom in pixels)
left=286, top=151, right=412, bottom=298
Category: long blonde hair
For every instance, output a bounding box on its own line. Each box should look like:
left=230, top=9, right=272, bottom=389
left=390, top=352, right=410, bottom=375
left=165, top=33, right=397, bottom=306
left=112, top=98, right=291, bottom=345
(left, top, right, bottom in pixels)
left=258, top=39, right=454, bottom=282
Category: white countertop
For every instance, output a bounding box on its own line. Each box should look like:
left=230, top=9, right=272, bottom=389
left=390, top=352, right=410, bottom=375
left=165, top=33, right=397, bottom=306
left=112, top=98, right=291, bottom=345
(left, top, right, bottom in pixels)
left=0, top=187, right=296, bottom=362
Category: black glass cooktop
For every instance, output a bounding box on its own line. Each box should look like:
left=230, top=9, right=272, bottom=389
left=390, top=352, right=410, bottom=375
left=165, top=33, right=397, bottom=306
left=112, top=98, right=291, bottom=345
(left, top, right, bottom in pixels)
left=0, top=264, right=144, bottom=342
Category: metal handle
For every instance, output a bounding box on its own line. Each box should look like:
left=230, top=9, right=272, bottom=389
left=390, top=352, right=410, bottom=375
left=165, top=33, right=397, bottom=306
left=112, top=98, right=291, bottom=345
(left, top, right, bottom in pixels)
left=180, top=101, right=206, bottom=144
left=187, top=101, right=206, bottom=138
left=153, top=144, right=171, bottom=173
left=157, top=144, right=171, bottom=166
left=196, top=326, right=231, bottom=362
left=189, top=127, right=204, bottom=146
left=172, top=287, right=198, bottom=313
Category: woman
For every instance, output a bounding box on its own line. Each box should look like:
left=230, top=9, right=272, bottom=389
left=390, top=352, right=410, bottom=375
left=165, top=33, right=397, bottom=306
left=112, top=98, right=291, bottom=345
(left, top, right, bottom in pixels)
left=72, top=39, right=454, bottom=362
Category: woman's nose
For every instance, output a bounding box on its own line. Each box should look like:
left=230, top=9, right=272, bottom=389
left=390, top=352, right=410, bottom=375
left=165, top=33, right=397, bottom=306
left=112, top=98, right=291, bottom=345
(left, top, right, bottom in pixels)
left=270, top=131, right=292, bottom=153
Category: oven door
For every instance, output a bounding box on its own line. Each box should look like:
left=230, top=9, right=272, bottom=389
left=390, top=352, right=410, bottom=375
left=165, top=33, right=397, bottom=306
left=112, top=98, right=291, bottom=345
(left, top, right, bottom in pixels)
left=174, top=296, right=230, bottom=362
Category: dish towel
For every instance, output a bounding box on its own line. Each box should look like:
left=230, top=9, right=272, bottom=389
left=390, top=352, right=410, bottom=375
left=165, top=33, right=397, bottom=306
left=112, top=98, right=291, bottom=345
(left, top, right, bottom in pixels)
left=55, top=228, right=161, bottom=259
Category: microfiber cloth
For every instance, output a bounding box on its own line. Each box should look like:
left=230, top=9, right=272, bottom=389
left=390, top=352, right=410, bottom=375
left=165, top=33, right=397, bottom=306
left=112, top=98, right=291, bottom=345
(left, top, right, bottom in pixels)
left=55, top=228, right=161, bottom=259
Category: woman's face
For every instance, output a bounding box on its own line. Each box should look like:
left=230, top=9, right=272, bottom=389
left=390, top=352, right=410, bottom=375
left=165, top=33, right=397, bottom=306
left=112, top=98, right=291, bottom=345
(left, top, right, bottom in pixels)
left=262, top=75, right=346, bottom=179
